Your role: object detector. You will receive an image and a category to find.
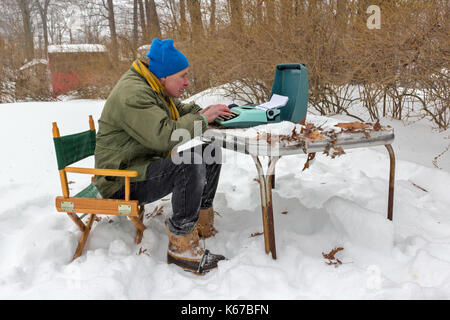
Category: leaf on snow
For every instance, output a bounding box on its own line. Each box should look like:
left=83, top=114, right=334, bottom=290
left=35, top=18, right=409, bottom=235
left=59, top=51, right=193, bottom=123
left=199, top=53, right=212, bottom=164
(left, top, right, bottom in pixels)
left=322, top=247, right=344, bottom=267
left=250, top=232, right=264, bottom=238
left=145, top=205, right=164, bottom=219
left=302, top=152, right=316, bottom=171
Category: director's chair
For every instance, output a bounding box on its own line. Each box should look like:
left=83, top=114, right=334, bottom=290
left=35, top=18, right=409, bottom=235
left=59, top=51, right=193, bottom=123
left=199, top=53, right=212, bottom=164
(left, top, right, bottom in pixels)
left=52, top=115, right=146, bottom=260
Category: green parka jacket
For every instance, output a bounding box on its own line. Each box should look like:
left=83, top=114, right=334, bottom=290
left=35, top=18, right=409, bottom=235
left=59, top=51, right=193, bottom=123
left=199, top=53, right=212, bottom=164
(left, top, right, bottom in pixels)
left=94, top=67, right=207, bottom=198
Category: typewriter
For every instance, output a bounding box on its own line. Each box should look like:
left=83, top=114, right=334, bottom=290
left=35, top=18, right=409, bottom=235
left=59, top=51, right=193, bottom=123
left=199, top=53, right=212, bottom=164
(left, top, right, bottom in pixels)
left=215, top=63, right=309, bottom=129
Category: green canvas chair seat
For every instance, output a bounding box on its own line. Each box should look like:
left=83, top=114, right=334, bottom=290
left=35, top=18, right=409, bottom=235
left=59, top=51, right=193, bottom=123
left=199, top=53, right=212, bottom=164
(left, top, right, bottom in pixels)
left=74, top=183, right=102, bottom=199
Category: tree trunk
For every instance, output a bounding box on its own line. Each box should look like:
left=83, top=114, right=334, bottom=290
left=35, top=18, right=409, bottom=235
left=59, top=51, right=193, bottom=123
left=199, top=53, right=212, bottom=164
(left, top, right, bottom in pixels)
left=133, top=0, right=138, bottom=57
left=148, top=0, right=161, bottom=38
left=17, top=0, right=34, bottom=61
left=294, top=0, right=303, bottom=17
left=187, top=0, right=204, bottom=41
left=36, top=0, right=50, bottom=58
left=229, top=0, right=243, bottom=33
left=280, top=0, right=292, bottom=30
left=209, top=0, right=216, bottom=37
left=179, top=0, right=188, bottom=39
left=144, top=0, right=151, bottom=37
left=106, top=0, right=119, bottom=62
left=265, top=0, right=275, bottom=25
left=256, top=0, right=263, bottom=23
left=186, top=0, right=209, bottom=91
left=138, top=0, right=147, bottom=42
left=308, top=0, right=318, bottom=16
left=167, top=0, right=179, bottom=35
left=336, top=0, right=346, bottom=23
left=145, top=0, right=161, bottom=40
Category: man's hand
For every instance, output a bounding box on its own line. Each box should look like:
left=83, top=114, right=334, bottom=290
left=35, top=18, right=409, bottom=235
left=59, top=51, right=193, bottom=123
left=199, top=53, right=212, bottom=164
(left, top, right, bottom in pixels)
left=198, top=104, right=233, bottom=123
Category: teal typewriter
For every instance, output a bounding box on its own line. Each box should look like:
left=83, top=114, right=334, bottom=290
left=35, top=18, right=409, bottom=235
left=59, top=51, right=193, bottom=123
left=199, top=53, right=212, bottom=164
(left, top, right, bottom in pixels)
left=215, top=63, right=309, bottom=128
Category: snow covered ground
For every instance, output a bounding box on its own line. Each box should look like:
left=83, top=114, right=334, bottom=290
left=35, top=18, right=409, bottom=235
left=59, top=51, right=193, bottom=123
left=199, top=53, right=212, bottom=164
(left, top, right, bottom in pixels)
left=0, top=92, right=449, bottom=299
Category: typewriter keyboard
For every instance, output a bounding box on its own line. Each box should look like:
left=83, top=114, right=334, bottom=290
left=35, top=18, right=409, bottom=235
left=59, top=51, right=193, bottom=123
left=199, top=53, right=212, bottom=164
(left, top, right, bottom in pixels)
left=216, top=111, right=240, bottom=122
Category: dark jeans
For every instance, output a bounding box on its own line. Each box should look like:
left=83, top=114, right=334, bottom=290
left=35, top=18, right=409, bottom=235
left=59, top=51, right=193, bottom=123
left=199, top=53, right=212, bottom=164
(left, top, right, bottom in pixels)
left=114, top=143, right=222, bottom=236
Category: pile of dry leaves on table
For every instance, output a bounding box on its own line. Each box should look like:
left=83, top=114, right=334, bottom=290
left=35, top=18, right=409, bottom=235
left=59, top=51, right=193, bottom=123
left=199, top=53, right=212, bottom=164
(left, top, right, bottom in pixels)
left=255, top=120, right=390, bottom=170
left=258, top=121, right=389, bottom=151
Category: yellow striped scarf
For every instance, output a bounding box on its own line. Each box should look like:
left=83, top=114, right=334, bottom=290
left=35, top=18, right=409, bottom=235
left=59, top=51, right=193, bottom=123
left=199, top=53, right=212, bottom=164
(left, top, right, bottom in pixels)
left=132, top=59, right=180, bottom=120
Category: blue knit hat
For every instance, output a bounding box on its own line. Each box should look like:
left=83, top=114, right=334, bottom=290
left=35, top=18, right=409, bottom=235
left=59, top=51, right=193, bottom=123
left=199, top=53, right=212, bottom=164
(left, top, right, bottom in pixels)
left=147, top=38, right=189, bottom=78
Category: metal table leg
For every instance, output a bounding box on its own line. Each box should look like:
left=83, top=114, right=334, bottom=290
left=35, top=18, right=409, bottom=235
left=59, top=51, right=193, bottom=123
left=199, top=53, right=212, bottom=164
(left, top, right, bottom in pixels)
left=251, top=155, right=280, bottom=259
left=385, top=144, right=395, bottom=221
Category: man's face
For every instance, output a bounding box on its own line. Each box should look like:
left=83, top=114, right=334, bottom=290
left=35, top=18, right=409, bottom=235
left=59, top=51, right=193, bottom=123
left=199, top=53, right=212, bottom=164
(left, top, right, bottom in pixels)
left=160, top=67, right=190, bottom=98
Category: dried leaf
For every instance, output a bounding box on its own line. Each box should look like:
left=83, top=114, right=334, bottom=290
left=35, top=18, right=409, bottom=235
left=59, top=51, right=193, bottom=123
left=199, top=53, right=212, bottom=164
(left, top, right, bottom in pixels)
left=306, top=130, right=324, bottom=142
left=302, top=153, right=316, bottom=172
left=373, top=121, right=382, bottom=131
left=266, top=133, right=272, bottom=145
left=335, top=122, right=370, bottom=130
left=281, top=211, right=288, bottom=215
left=410, top=181, right=428, bottom=192
left=145, top=205, right=165, bottom=219
left=291, top=127, right=301, bottom=140
left=250, top=232, right=264, bottom=238
left=137, top=247, right=150, bottom=256
left=302, top=123, right=316, bottom=135
left=324, top=138, right=337, bottom=157
left=331, top=146, right=345, bottom=159
left=322, top=247, right=344, bottom=260
left=323, top=247, right=344, bottom=267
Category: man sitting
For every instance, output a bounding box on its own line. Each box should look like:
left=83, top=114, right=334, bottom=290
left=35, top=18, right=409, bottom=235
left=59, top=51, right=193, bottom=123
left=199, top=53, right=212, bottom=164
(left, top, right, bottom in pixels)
left=94, top=38, right=232, bottom=273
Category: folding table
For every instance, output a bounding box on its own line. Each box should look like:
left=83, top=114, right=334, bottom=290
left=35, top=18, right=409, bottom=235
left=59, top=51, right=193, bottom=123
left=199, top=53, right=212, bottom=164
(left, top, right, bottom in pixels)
left=200, top=119, right=395, bottom=259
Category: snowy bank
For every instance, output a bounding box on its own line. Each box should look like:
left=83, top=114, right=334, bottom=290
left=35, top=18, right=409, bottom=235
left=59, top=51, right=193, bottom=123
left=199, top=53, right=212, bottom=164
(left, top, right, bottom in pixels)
left=0, top=96, right=449, bottom=299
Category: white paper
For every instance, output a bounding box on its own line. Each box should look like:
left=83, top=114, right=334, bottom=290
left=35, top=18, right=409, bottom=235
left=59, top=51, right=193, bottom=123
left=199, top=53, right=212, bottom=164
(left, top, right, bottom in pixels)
left=255, top=94, right=289, bottom=110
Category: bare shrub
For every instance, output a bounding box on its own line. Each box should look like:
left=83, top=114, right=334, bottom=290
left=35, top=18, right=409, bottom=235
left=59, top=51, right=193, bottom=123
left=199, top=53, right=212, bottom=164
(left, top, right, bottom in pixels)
left=1, top=0, right=448, bottom=130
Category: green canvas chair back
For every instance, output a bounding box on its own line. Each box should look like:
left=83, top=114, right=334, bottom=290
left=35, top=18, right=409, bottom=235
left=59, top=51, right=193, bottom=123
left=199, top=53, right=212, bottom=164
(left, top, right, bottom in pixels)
left=53, top=129, right=96, bottom=170
left=52, top=115, right=100, bottom=199
left=270, top=63, right=309, bottom=123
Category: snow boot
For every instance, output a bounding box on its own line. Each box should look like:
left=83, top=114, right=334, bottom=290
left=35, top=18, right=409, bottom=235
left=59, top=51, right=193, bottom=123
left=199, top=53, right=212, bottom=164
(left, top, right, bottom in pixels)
left=197, top=207, right=218, bottom=239
left=166, top=221, right=225, bottom=275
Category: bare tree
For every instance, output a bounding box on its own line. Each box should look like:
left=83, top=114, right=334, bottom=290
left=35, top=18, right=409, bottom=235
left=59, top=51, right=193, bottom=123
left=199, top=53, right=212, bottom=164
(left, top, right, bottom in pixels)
left=293, top=0, right=303, bottom=17
left=16, top=0, right=34, bottom=61
left=106, top=0, right=118, bottom=62
left=179, top=0, right=188, bottom=39
left=229, top=0, right=243, bottom=33
left=308, top=0, right=319, bottom=16
left=209, top=0, right=216, bottom=37
left=164, top=0, right=179, bottom=37
left=132, top=0, right=138, bottom=56
left=187, top=0, right=204, bottom=41
left=265, top=0, right=275, bottom=25
left=280, top=0, right=292, bottom=30
left=145, top=0, right=161, bottom=40
left=138, top=0, right=147, bottom=42
left=256, top=0, right=263, bottom=24
left=35, top=0, right=50, bottom=57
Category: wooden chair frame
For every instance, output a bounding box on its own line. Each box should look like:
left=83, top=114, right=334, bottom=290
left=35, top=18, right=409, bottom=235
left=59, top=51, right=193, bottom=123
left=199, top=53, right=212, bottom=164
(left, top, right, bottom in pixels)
left=53, top=115, right=146, bottom=260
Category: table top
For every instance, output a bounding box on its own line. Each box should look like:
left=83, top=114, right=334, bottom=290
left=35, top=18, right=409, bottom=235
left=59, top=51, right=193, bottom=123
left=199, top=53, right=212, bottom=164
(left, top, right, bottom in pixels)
left=200, top=115, right=395, bottom=157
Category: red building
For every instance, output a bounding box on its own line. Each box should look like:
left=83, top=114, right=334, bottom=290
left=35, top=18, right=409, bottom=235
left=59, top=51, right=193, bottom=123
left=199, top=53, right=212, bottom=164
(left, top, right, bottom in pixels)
left=47, top=44, right=109, bottom=96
